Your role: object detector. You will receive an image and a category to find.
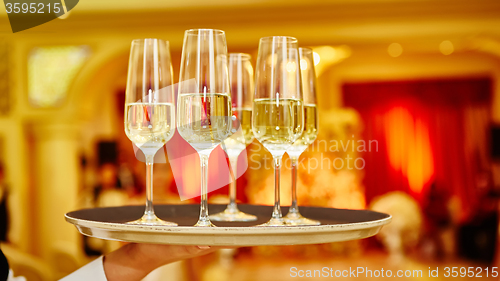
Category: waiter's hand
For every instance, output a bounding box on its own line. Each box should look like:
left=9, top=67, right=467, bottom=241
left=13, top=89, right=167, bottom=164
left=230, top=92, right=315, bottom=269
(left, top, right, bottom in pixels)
left=103, top=243, right=218, bottom=281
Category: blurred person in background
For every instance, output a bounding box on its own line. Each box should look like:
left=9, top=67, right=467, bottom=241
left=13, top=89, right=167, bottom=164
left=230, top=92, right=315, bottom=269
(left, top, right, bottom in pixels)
left=423, top=182, right=453, bottom=260
left=84, top=162, right=129, bottom=256
left=94, top=163, right=128, bottom=208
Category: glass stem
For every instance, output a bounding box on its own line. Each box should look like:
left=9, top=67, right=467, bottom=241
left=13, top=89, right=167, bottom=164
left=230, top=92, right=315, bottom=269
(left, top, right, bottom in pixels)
left=198, top=152, right=211, bottom=226
left=272, top=156, right=283, bottom=220
left=144, top=154, right=155, bottom=220
left=289, top=156, right=300, bottom=215
left=228, top=156, right=238, bottom=209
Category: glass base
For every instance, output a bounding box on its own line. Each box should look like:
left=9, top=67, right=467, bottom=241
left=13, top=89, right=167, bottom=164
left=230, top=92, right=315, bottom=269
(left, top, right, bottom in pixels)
left=210, top=205, right=258, bottom=222
left=257, top=217, right=290, bottom=227
left=126, top=213, right=178, bottom=226
left=194, top=217, right=215, bottom=227
left=284, top=211, right=321, bottom=226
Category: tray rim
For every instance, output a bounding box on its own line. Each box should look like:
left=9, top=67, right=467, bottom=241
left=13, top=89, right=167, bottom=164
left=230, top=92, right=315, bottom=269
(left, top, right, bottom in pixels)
left=65, top=204, right=392, bottom=235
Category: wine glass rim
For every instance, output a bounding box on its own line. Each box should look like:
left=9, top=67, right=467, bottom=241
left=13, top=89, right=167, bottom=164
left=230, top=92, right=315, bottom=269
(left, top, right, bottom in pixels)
left=185, top=28, right=225, bottom=35
left=259, top=36, right=298, bottom=43
left=299, top=47, right=313, bottom=53
left=131, top=38, right=168, bottom=43
left=229, top=53, right=251, bottom=59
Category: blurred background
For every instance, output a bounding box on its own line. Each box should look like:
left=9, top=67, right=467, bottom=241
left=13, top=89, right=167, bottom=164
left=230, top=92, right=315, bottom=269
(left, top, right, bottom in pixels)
left=1, top=0, right=500, bottom=280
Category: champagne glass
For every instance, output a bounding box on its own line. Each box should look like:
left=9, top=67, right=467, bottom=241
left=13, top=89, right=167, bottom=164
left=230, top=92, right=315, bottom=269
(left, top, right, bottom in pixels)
left=177, top=29, right=232, bottom=227
left=124, top=39, right=177, bottom=225
left=210, top=53, right=257, bottom=222
left=284, top=47, right=320, bottom=226
left=253, top=37, right=304, bottom=226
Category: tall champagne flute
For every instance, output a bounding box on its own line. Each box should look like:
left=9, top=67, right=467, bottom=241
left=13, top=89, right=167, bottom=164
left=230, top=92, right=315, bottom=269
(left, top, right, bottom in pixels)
left=253, top=37, right=304, bottom=226
left=284, top=47, right=320, bottom=226
left=211, top=53, right=257, bottom=222
left=124, top=39, right=177, bottom=225
left=177, top=29, right=232, bottom=227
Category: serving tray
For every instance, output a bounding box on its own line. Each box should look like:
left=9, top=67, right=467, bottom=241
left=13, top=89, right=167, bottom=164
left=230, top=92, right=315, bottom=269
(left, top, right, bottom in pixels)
left=65, top=204, right=391, bottom=246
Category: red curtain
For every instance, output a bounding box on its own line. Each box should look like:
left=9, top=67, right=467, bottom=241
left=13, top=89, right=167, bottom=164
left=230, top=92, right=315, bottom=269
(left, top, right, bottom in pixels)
left=343, top=78, right=492, bottom=222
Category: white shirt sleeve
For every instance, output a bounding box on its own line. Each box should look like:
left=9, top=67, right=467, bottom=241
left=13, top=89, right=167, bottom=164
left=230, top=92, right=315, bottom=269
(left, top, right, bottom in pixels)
left=7, top=270, right=26, bottom=281
left=59, top=256, right=108, bottom=281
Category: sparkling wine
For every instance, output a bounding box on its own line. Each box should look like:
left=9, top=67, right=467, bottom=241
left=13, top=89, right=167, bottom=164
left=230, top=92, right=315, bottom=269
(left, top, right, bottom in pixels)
left=287, top=104, right=318, bottom=158
left=125, top=102, right=175, bottom=155
left=252, top=98, right=303, bottom=155
left=223, top=108, right=254, bottom=157
left=177, top=93, right=232, bottom=152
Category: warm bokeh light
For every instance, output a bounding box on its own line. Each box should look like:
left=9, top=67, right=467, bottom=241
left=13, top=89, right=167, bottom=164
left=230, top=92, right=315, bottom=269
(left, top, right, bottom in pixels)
left=387, top=43, right=403, bottom=57
left=286, top=61, right=296, bottom=72
left=313, top=45, right=351, bottom=62
left=28, top=46, right=90, bottom=107
left=440, top=40, right=454, bottom=55
left=300, top=58, right=308, bottom=70
left=312, top=45, right=351, bottom=75
left=313, top=52, right=320, bottom=66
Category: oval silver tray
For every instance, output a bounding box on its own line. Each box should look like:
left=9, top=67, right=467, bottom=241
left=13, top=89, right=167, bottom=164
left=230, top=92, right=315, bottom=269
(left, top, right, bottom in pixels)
left=65, top=204, right=391, bottom=246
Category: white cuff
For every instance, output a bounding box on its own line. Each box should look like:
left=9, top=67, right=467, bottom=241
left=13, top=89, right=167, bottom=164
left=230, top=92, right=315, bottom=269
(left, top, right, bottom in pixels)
left=7, top=270, right=27, bottom=281
left=59, top=256, right=107, bottom=281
